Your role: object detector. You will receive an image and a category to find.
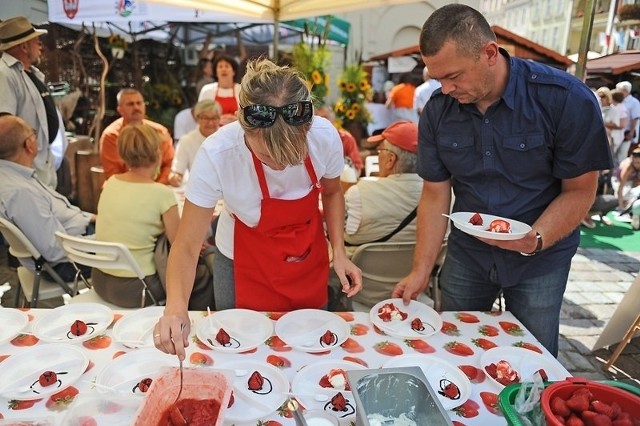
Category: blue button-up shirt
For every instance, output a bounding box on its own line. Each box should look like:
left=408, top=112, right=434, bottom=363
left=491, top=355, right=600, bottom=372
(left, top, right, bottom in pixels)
left=418, top=49, right=612, bottom=286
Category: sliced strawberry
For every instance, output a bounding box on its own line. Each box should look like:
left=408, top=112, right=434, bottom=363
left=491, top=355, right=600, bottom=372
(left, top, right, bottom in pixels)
left=410, top=317, right=424, bottom=331
left=137, top=378, right=152, bottom=393
left=215, top=328, right=231, bottom=345
left=321, top=330, right=335, bottom=345
left=469, top=212, right=483, bottom=225
left=38, top=371, right=57, bottom=387
left=70, top=320, right=88, bottom=336
left=331, top=392, right=347, bottom=411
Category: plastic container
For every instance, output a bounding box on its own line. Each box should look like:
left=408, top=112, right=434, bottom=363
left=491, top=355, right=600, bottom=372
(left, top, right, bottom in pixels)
left=132, top=366, right=234, bottom=426
left=499, top=378, right=640, bottom=426
left=541, top=377, right=640, bottom=426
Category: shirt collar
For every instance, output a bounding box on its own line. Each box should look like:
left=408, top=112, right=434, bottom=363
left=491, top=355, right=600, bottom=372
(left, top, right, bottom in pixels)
left=500, top=47, right=518, bottom=111
left=0, top=159, right=37, bottom=178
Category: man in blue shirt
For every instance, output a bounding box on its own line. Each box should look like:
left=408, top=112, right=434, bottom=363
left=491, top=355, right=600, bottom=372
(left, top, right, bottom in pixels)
left=393, top=4, right=612, bottom=357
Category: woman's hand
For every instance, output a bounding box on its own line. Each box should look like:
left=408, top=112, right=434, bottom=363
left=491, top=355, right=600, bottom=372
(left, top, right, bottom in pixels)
left=153, top=310, right=191, bottom=361
left=332, top=254, right=362, bottom=298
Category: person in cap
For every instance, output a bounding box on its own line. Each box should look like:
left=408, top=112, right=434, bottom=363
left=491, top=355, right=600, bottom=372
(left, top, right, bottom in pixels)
left=615, top=80, right=640, bottom=152
left=393, top=4, right=611, bottom=357
left=326, top=121, right=422, bottom=310
left=0, top=16, right=60, bottom=188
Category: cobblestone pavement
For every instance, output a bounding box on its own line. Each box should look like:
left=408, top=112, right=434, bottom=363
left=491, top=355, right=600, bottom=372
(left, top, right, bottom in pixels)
left=1, top=245, right=639, bottom=385
left=559, top=248, right=640, bottom=386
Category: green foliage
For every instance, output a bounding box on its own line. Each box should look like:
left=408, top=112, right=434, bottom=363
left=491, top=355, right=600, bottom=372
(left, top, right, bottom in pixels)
left=292, top=42, right=331, bottom=107
left=142, top=82, right=184, bottom=131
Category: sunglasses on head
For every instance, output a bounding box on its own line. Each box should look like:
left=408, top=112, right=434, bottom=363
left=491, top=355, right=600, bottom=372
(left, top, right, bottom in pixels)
left=242, top=101, right=314, bottom=128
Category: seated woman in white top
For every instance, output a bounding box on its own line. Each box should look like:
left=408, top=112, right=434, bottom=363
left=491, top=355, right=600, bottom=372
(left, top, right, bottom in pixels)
left=93, top=124, right=180, bottom=307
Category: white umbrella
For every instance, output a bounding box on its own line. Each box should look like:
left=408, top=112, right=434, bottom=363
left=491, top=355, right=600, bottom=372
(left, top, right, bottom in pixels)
left=142, top=0, right=423, bottom=57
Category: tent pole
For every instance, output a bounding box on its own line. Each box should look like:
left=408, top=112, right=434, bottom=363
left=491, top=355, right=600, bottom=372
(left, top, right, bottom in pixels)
left=273, top=0, right=281, bottom=62
left=575, top=0, right=596, bottom=81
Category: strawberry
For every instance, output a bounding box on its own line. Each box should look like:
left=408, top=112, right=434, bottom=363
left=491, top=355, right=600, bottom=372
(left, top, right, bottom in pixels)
left=343, top=356, right=368, bottom=367
left=439, top=380, right=461, bottom=400
left=480, top=392, right=501, bottom=416
left=581, top=410, right=598, bottom=423
left=77, top=417, right=98, bottom=426
left=609, top=402, right=622, bottom=419
left=265, top=312, right=285, bottom=320
left=374, top=341, right=403, bottom=356
left=452, top=422, right=467, bottom=426
left=453, top=399, right=480, bottom=418
left=441, top=321, right=460, bottom=336
left=350, top=323, right=369, bottom=336
left=478, top=325, right=499, bottom=336
left=0, top=354, right=9, bottom=363
left=46, top=386, right=79, bottom=410
left=554, top=414, right=567, bottom=424
left=566, top=393, right=590, bottom=413
left=591, top=401, right=615, bottom=418
left=592, top=414, right=613, bottom=426
left=513, top=341, right=543, bottom=354
left=38, top=371, right=57, bottom=387
left=330, top=392, right=347, bottom=411
left=536, top=368, right=548, bottom=381
left=189, top=352, right=213, bottom=366
left=458, top=365, right=485, bottom=383
left=227, top=392, right=234, bottom=407
left=248, top=371, right=264, bottom=391
left=405, top=338, right=435, bottom=353
left=566, top=414, right=585, bottom=426
left=550, top=396, right=571, bottom=417
left=70, top=320, right=88, bottom=336
left=192, top=336, right=211, bottom=350
left=471, top=338, right=497, bottom=350
left=444, top=341, right=474, bottom=356
left=8, top=399, right=40, bottom=410
left=469, top=212, right=483, bottom=225
left=321, top=330, right=335, bottom=345
left=82, top=335, right=111, bottom=350
left=336, top=312, right=354, bottom=322
left=372, top=324, right=388, bottom=335
left=340, top=338, right=364, bottom=353
left=266, top=354, right=291, bottom=368
left=10, top=333, right=39, bottom=347
left=488, top=219, right=511, bottom=233
left=215, top=328, right=231, bottom=345
left=137, top=378, right=152, bottom=393
left=265, top=336, right=292, bottom=352
left=319, top=375, right=332, bottom=388
left=612, top=413, right=633, bottom=426
left=257, top=421, right=283, bottom=426
left=411, top=317, right=424, bottom=331
left=499, top=321, right=524, bottom=336
left=455, top=313, right=480, bottom=323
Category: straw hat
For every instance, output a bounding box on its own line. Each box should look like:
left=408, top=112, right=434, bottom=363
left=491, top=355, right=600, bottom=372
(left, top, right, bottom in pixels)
left=0, top=17, right=47, bottom=51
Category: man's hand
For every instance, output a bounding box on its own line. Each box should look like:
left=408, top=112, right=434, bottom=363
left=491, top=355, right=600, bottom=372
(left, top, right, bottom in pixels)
left=392, top=271, right=430, bottom=305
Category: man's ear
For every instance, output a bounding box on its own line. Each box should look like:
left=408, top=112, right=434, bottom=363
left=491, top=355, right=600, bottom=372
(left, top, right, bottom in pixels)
left=484, top=41, right=500, bottom=66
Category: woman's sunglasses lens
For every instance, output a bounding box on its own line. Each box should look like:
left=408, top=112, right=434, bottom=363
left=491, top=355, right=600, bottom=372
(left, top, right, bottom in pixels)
left=244, top=105, right=277, bottom=127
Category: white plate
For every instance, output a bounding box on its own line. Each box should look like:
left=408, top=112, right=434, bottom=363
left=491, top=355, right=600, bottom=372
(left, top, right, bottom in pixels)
left=0, top=308, right=29, bottom=345
left=480, top=346, right=570, bottom=389
left=112, top=306, right=164, bottom=348
left=382, top=355, right=472, bottom=410
left=274, top=309, right=350, bottom=353
left=369, top=298, right=443, bottom=339
left=217, top=360, right=289, bottom=424
left=94, top=348, right=179, bottom=396
left=445, top=212, right=532, bottom=241
left=62, top=394, right=140, bottom=426
left=32, top=303, right=114, bottom=344
left=0, top=343, right=89, bottom=400
left=195, top=308, right=273, bottom=353
left=291, top=360, right=365, bottom=419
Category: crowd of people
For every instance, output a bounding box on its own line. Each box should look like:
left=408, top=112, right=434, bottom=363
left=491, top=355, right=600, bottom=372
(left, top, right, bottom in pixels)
left=0, top=5, right=638, bottom=361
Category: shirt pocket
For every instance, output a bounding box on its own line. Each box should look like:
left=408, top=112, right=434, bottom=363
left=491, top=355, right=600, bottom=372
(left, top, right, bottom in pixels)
left=437, top=135, right=477, bottom=176
left=502, top=133, right=551, bottom=176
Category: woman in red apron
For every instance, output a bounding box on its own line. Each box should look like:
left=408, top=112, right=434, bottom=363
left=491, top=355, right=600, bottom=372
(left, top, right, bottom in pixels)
left=155, top=58, right=362, bottom=358
left=197, top=54, right=241, bottom=126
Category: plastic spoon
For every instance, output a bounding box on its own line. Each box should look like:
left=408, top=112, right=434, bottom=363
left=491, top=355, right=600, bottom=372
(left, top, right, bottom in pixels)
left=284, top=391, right=330, bottom=402
left=168, top=324, right=186, bottom=426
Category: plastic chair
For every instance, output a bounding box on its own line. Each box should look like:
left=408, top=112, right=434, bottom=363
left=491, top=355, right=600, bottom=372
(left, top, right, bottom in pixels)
left=350, top=241, right=421, bottom=310
left=0, top=217, right=83, bottom=307
left=364, top=155, right=379, bottom=177
left=55, top=231, right=162, bottom=308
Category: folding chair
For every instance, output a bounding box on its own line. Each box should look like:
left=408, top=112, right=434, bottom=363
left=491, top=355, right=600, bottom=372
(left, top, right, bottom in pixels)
left=0, top=217, right=84, bottom=307
left=350, top=241, right=426, bottom=310
left=55, top=231, right=162, bottom=308
left=364, top=155, right=379, bottom=177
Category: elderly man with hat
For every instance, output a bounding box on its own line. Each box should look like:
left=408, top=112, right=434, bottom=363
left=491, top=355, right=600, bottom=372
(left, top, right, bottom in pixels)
left=327, top=121, right=423, bottom=310
left=0, top=16, right=60, bottom=188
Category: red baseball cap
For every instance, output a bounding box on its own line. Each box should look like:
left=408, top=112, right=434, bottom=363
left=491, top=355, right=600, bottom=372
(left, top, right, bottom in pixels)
left=367, top=120, right=418, bottom=153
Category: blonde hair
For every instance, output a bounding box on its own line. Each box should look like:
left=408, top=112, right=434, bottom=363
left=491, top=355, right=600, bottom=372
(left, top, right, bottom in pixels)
left=117, top=124, right=162, bottom=168
left=194, top=99, right=222, bottom=118
left=596, top=86, right=612, bottom=103
left=238, top=58, right=312, bottom=167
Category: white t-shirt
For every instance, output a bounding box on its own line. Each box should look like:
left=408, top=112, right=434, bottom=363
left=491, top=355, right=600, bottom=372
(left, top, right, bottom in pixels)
left=173, top=108, right=197, bottom=141
left=198, top=82, right=242, bottom=104
left=172, top=128, right=207, bottom=177
left=186, top=117, right=344, bottom=258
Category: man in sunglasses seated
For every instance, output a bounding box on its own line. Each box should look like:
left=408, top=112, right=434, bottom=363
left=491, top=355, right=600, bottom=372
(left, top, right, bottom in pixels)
left=155, top=59, right=363, bottom=355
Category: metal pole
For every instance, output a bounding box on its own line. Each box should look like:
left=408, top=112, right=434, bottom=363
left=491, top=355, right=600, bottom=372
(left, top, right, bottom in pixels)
left=575, top=0, right=597, bottom=81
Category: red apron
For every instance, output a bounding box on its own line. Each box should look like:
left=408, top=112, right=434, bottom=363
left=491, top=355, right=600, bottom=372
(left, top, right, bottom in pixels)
left=233, top=151, right=329, bottom=311
left=214, top=85, right=239, bottom=115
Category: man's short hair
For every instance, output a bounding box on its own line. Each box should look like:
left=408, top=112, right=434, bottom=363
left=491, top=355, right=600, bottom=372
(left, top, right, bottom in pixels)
left=616, top=81, right=632, bottom=93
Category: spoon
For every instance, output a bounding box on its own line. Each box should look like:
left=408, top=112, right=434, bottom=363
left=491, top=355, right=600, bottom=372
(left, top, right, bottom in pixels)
left=168, top=324, right=186, bottom=426
left=284, top=391, right=330, bottom=402
left=232, top=385, right=273, bottom=412
left=83, top=380, right=130, bottom=394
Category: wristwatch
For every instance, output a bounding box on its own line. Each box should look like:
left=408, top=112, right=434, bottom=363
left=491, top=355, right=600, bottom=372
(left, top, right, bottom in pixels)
left=520, top=232, right=543, bottom=256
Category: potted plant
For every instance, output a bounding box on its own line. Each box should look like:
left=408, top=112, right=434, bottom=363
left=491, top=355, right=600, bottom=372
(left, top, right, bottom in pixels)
left=334, top=64, right=373, bottom=142
left=292, top=42, right=331, bottom=107
left=107, top=34, right=128, bottom=59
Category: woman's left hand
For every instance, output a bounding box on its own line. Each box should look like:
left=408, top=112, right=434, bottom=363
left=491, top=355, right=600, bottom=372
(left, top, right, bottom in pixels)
left=332, top=254, right=362, bottom=298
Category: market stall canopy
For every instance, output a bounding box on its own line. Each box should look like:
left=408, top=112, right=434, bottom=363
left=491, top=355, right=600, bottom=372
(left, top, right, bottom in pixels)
left=585, top=50, right=640, bottom=76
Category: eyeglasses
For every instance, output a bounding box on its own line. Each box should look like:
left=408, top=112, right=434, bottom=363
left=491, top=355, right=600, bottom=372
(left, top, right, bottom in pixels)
left=377, top=148, right=396, bottom=156
left=198, top=115, right=220, bottom=122
left=242, top=101, right=314, bottom=128
left=23, top=130, right=36, bottom=144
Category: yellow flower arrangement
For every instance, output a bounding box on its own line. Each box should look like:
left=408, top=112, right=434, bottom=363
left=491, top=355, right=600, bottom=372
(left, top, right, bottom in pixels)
left=292, top=42, right=331, bottom=107
left=334, top=64, right=372, bottom=128
left=107, top=34, right=128, bottom=50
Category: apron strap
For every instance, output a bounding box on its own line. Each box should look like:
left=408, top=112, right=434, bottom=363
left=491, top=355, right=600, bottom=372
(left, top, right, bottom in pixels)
left=249, top=149, right=320, bottom=200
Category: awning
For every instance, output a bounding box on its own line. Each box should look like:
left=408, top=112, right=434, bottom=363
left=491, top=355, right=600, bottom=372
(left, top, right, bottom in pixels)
left=586, top=50, right=640, bottom=75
